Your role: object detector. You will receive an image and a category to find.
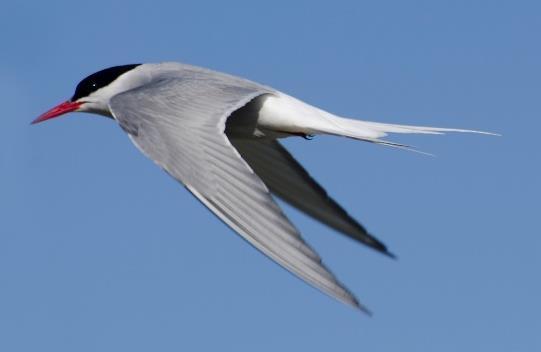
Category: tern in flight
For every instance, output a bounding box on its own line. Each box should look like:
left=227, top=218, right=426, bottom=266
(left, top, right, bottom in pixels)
left=33, top=62, right=493, bottom=313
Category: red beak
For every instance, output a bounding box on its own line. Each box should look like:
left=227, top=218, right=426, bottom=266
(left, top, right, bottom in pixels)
left=31, top=101, right=83, bottom=125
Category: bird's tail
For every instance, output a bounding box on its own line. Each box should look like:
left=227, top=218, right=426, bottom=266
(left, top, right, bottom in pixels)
left=318, top=116, right=498, bottom=154
left=258, top=93, right=497, bottom=152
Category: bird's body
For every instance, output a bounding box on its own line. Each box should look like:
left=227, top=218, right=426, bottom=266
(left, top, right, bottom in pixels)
left=33, top=62, right=492, bottom=312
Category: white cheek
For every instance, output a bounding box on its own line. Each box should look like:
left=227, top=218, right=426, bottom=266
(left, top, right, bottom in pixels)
left=76, top=68, right=151, bottom=118
left=78, top=96, right=112, bottom=117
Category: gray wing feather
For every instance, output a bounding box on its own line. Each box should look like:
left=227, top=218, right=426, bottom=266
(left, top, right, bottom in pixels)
left=109, top=75, right=366, bottom=311
left=230, top=139, right=394, bottom=257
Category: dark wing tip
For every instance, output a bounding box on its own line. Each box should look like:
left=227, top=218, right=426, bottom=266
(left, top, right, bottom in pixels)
left=363, top=232, right=397, bottom=260
left=344, top=294, right=373, bottom=316
left=357, top=303, right=373, bottom=316
left=383, top=249, right=398, bottom=260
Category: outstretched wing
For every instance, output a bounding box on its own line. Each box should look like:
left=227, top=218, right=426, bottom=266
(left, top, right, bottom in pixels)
left=109, top=76, right=367, bottom=311
left=230, top=138, right=394, bottom=258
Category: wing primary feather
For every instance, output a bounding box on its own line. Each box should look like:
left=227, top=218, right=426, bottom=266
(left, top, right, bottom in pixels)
left=187, top=186, right=370, bottom=314
left=230, top=139, right=397, bottom=258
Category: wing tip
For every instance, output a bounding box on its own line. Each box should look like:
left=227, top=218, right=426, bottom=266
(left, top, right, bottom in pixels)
left=355, top=302, right=373, bottom=316
left=378, top=243, right=398, bottom=260
left=362, top=232, right=397, bottom=260
left=343, top=295, right=374, bottom=317
left=383, top=249, right=398, bottom=260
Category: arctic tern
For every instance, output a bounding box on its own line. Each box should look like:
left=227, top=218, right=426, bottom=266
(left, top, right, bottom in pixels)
left=33, top=62, right=493, bottom=313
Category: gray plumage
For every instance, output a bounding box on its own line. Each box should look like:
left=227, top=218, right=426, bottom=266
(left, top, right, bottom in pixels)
left=109, top=65, right=366, bottom=311
left=35, top=62, right=493, bottom=312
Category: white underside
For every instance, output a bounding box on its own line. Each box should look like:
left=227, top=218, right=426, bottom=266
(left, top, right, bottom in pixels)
left=257, top=93, right=343, bottom=136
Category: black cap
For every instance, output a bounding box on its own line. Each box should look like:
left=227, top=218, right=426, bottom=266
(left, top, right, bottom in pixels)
left=71, top=64, right=141, bottom=102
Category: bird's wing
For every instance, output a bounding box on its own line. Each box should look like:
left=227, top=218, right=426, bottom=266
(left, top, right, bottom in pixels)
left=230, top=138, right=394, bottom=258
left=109, top=78, right=366, bottom=311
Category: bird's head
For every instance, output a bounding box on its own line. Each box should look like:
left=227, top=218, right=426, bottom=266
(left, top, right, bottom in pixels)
left=32, top=64, right=142, bottom=124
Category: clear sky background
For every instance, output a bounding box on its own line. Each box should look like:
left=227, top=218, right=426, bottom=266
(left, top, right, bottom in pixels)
left=1, top=1, right=539, bottom=351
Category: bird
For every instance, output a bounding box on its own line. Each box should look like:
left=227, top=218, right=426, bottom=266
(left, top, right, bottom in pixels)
left=32, top=62, right=493, bottom=313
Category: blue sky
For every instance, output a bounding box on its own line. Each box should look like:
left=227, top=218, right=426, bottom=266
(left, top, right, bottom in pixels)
left=1, top=1, right=539, bottom=351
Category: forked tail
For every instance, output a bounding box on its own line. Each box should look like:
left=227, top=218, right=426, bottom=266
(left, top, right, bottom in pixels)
left=258, top=93, right=497, bottom=152
left=321, top=116, right=499, bottom=154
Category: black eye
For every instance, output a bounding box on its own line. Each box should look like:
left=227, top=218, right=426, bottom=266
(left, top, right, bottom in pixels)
left=71, top=80, right=99, bottom=102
